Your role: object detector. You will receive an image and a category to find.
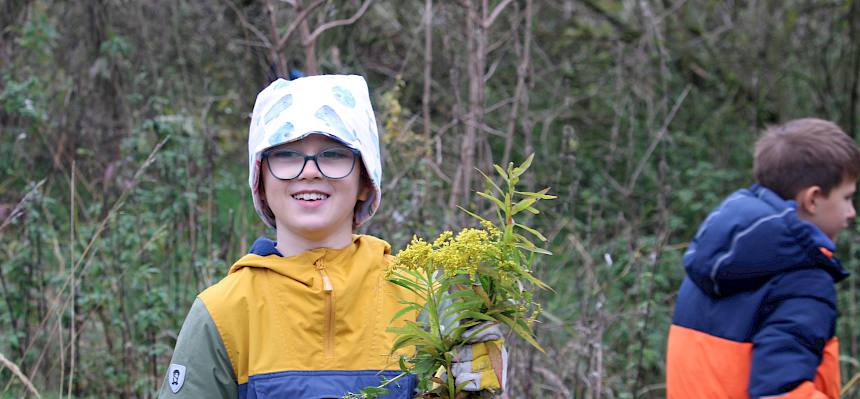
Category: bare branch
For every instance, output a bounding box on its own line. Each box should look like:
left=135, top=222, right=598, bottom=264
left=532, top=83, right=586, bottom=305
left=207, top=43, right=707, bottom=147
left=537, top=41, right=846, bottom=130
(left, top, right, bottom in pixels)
left=579, top=0, right=639, bottom=40
left=224, top=0, right=272, bottom=48
left=626, top=85, right=691, bottom=192
left=303, top=0, right=373, bottom=45
left=276, top=0, right=327, bottom=50
left=503, top=0, right=531, bottom=167
left=0, top=351, right=41, bottom=398
left=423, top=0, right=433, bottom=138
left=483, top=0, right=514, bottom=28
left=229, top=39, right=272, bottom=48
left=0, top=178, right=46, bottom=237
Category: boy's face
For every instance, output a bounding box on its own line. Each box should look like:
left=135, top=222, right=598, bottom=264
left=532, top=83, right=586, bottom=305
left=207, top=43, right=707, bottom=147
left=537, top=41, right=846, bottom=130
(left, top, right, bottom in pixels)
left=802, top=179, right=857, bottom=241
left=261, top=134, right=369, bottom=241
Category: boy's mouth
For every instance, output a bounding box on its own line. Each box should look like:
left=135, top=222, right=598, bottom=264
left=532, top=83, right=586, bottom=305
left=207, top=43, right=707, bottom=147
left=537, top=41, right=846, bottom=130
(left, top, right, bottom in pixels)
left=292, top=192, right=330, bottom=201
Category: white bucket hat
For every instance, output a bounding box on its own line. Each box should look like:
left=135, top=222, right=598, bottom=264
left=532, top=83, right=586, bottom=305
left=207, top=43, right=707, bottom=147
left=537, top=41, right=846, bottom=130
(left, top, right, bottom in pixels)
left=248, top=75, right=382, bottom=229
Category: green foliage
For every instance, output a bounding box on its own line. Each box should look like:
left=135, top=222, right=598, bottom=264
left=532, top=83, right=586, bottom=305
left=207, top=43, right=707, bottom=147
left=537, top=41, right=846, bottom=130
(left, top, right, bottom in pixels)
left=357, top=155, right=553, bottom=399
left=0, top=76, right=46, bottom=122
left=18, top=6, right=57, bottom=63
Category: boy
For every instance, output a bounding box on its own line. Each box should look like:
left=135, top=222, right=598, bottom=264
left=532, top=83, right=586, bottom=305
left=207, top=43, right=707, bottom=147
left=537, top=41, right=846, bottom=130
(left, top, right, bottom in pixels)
left=158, top=75, right=505, bottom=398
left=667, top=118, right=860, bottom=398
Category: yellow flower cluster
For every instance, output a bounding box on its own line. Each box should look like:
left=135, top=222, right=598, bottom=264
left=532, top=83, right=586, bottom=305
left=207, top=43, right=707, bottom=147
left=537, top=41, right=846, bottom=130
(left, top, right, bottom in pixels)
left=392, top=223, right=504, bottom=280
left=391, top=235, right=433, bottom=274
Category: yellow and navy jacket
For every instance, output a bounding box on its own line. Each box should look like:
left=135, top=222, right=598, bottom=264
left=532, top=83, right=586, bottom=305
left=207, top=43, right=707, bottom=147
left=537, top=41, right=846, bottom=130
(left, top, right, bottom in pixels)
left=667, top=184, right=847, bottom=399
left=159, top=235, right=417, bottom=399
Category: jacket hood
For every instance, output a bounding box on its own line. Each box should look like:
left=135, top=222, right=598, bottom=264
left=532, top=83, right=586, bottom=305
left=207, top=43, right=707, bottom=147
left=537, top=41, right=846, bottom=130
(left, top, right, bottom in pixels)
left=683, top=184, right=847, bottom=297
left=229, top=234, right=391, bottom=285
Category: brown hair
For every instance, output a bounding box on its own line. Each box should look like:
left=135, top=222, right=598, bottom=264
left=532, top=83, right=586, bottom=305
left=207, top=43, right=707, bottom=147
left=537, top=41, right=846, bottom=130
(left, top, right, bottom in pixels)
left=353, top=159, right=373, bottom=221
left=754, top=118, right=860, bottom=199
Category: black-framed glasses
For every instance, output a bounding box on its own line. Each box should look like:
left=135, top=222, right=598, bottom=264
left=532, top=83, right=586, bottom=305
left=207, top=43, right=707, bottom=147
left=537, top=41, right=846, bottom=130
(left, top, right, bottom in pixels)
left=264, top=146, right=360, bottom=180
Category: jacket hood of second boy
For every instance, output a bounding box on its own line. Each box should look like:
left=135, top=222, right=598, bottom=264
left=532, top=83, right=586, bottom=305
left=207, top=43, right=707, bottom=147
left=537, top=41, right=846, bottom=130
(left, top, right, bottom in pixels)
left=683, top=184, right=848, bottom=297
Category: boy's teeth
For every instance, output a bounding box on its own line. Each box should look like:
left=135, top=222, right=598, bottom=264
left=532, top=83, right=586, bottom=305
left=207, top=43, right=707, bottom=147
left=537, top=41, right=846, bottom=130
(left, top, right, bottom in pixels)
left=293, top=193, right=329, bottom=201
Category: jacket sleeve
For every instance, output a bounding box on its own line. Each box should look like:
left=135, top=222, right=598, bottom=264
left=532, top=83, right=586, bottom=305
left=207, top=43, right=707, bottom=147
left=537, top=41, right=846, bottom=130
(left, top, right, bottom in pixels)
left=158, top=298, right=237, bottom=399
left=749, top=268, right=837, bottom=399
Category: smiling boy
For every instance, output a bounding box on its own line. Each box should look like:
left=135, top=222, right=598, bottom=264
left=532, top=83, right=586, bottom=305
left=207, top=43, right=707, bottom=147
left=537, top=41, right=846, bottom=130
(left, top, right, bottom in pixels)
left=158, top=75, right=506, bottom=398
left=667, top=118, right=860, bottom=399
left=260, top=134, right=370, bottom=255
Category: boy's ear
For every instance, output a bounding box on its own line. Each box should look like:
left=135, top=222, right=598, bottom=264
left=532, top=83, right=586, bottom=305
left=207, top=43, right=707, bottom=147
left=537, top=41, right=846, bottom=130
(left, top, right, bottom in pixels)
left=258, top=165, right=268, bottom=207
left=356, top=164, right=372, bottom=202
left=795, top=185, right=823, bottom=214
left=357, top=182, right=371, bottom=202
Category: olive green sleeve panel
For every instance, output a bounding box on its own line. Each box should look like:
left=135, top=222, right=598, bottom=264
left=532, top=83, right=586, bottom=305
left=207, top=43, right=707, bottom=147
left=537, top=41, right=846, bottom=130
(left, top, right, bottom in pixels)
left=158, top=298, right=237, bottom=399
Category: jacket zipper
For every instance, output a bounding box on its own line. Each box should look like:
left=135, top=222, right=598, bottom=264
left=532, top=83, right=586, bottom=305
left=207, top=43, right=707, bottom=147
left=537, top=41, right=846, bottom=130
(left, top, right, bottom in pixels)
left=315, top=257, right=335, bottom=358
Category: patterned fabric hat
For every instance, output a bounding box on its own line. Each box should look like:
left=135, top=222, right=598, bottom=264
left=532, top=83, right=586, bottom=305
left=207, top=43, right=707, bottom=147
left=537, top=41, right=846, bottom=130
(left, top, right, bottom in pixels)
left=248, top=75, right=382, bottom=229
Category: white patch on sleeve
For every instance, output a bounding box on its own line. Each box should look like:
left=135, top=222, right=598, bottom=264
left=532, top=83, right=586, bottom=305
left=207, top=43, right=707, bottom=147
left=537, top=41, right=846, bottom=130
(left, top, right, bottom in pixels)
left=167, top=363, right=187, bottom=393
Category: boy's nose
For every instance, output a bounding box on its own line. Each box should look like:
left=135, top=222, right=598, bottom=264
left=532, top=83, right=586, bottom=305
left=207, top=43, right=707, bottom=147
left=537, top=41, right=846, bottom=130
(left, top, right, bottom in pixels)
left=297, top=158, right=323, bottom=179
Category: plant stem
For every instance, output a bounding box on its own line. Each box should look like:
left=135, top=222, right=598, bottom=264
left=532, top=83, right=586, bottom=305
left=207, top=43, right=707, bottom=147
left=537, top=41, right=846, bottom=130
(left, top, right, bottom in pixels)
left=447, top=363, right=456, bottom=399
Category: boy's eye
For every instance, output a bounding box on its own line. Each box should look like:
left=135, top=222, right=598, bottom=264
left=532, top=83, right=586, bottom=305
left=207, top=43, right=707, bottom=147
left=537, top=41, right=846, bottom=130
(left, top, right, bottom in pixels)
left=319, top=148, right=352, bottom=159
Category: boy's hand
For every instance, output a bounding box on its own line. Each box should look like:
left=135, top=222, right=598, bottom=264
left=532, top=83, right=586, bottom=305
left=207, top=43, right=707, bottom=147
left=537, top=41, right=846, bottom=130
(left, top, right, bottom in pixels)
left=450, top=323, right=508, bottom=392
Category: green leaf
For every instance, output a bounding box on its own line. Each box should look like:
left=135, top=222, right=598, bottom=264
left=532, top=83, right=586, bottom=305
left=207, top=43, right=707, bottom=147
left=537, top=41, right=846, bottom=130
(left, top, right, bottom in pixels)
left=514, top=189, right=557, bottom=199
left=497, top=314, right=544, bottom=352
left=511, top=197, right=539, bottom=216
left=515, top=243, right=553, bottom=255
left=493, top=164, right=509, bottom=181
left=389, top=303, right=422, bottom=322
left=478, top=168, right=505, bottom=195
left=439, top=298, right=483, bottom=320
left=511, top=153, right=535, bottom=179
left=476, top=190, right=505, bottom=210
left=458, top=310, right=498, bottom=323
left=457, top=206, right=490, bottom=224
left=444, top=288, right=481, bottom=301
left=387, top=277, right=427, bottom=297
left=514, top=222, right=547, bottom=241
left=360, top=386, right=389, bottom=396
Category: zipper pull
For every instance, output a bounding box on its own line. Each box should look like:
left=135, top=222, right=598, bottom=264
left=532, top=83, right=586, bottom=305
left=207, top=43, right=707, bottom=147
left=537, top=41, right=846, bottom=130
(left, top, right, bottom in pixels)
left=315, top=258, right=333, bottom=292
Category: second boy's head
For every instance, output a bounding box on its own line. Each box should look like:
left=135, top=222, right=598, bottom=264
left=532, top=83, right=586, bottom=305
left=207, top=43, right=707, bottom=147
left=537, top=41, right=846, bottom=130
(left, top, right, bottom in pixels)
left=246, top=75, right=382, bottom=243
left=754, top=118, right=860, bottom=240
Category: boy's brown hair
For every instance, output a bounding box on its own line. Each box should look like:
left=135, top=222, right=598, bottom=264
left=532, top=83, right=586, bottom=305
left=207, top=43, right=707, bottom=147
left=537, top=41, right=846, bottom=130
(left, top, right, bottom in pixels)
left=754, top=118, right=860, bottom=199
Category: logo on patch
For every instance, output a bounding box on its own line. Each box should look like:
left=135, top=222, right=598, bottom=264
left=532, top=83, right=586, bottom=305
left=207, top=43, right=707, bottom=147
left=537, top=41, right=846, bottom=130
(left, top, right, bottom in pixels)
left=168, top=363, right=186, bottom=393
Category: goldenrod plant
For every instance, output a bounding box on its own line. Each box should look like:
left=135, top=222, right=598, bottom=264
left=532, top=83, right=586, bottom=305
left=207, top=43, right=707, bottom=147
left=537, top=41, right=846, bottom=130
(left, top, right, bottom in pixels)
left=346, top=154, right=554, bottom=399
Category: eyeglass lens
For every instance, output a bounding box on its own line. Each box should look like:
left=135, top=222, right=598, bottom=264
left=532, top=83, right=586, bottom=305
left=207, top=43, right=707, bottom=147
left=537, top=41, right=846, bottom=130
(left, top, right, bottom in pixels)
left=267, top=147, right=357, bottom=180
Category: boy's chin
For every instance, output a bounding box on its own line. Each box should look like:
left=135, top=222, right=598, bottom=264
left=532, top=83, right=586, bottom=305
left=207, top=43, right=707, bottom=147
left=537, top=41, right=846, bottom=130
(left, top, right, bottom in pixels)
left=281, top=221, right=350, bottom=240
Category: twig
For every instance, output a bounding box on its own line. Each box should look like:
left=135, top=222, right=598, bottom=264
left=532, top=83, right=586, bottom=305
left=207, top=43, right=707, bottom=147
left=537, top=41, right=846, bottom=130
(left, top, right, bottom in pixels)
left=483, top=0, right=514, bottom=28
left=579, top=0, right=640, bottom=41
left=276, top=0, right=326, bottom=50
left=0, top=351, right=41, bottom=398
left=0, top=178, right=47, bottom=237
left=224, top=0, right=273, bottom=48
left=422, top=0, right=433, bottom=139
left=68, top=160, right=76, bottom=398
left=303, top=0, right=373, bottom=45
left=626, top=85, right=691, bottom=192
left=502, top=0, right=532, bottom=168
left=843, top=371, right=860, bottom=396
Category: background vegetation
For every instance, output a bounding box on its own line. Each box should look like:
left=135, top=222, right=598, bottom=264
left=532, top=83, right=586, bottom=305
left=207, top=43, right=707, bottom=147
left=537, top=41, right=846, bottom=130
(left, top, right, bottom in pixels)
left=3, top=0, right=860, bottom=397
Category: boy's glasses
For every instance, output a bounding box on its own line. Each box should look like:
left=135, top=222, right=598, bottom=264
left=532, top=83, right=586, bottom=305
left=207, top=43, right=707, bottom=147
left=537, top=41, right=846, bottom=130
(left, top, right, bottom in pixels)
left=264, top=146, right=360, bottom=180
